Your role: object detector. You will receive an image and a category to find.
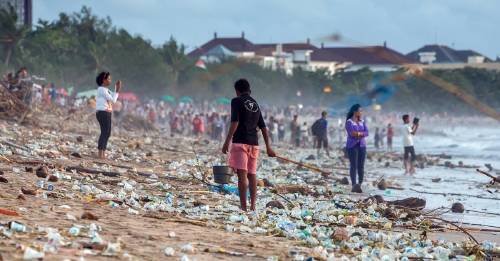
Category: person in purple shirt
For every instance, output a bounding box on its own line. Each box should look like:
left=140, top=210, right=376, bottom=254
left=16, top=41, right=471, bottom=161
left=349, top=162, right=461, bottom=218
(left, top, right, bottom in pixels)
left=345, top=104, right=369, bottom=193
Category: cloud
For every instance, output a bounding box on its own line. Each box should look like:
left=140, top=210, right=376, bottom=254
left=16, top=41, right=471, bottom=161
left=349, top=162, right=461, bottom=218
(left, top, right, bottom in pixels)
left=33, top=0, right=500, bottom=58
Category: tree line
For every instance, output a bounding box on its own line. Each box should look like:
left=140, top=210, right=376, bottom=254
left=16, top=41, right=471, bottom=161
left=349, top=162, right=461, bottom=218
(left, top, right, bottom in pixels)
left=1, top=6, right=499, bottom=114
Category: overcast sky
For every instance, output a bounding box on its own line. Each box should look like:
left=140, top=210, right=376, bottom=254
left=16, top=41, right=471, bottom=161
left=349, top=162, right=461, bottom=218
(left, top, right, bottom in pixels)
left=34, top=0, right=499, bottom=58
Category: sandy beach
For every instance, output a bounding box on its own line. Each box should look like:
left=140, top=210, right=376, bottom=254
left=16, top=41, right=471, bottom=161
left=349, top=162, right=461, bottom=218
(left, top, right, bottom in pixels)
left=1, top=109, right=499, bottom=260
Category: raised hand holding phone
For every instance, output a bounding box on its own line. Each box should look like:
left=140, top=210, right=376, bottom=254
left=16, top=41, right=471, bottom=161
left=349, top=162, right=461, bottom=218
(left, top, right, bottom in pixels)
left=115, top=80, right=122, bottom=92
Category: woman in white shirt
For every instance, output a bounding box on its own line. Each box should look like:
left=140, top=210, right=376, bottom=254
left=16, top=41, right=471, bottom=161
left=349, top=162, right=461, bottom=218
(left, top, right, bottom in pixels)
left=95, top=72, right=122, bottom=159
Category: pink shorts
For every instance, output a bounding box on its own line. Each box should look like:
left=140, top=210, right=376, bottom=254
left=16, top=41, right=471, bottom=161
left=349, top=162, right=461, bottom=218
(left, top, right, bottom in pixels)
left=227, top=143, right=260, bottom=174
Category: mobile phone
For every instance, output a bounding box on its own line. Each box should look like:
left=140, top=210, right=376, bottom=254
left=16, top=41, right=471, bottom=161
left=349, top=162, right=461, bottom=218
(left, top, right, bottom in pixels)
left=413, top=117, right=420, bottom=124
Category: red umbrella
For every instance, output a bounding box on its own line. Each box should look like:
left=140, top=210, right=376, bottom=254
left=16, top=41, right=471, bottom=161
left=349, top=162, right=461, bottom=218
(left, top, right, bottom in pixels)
left=118, top=92, right=139, bottom=102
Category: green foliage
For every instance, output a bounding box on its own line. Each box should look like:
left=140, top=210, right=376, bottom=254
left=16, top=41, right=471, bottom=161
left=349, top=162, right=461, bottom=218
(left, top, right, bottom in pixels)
left=0, top=4, right=30, bottom=67
left=1, top=5, right=499, bottom=114
left=3, top=6, right=172, bottom=94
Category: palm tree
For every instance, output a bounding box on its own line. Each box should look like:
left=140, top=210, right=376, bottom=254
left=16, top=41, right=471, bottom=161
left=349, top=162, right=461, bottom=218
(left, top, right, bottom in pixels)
left=160, top=37, right=192, bottom=94
left=0, top=4, right=30, bottom=67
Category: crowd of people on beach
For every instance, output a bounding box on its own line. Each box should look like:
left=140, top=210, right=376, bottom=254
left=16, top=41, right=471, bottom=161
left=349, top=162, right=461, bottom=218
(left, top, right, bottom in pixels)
left=2, top=68, right=425, bottom=209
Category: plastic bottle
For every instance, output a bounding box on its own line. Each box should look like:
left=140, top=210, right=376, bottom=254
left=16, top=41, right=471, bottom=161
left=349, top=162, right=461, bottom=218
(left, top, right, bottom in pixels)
left=128, top=208, right=139, bottom=215
left=301, top=210, right=313, bottom=218
left=69, top=226, right=80, bottom=236
left=229, top=215, right=243, bottom=223
left=165, top=192, right=174, bottom=205
left=9, top=221, right=26, bottom=232
left=44, top=228, right=62, bottom=253
left=277, top=220, right=296, bottom=232
left=482, top=241, right=496, bottom=251
left=23, top=247, right=44, bottom=260
left=36, top=180, right=45, bottom=189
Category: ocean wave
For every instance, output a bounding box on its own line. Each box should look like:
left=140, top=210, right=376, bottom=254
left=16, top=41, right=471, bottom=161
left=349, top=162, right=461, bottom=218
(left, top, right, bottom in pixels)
left=434, top=144, right=459, bottom=149
left=484, top=146, right=500, bottom=152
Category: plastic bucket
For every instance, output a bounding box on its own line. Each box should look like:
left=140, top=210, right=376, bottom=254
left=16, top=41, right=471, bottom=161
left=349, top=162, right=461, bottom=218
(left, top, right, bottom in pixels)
left=212, top=165, right=232, bottom=184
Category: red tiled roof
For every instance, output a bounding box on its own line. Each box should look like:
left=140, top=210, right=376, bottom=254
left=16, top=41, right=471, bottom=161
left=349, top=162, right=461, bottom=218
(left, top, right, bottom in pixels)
left=188, top=37, right=255, bottom=57
left=311, top=46, right=414, bottom=65
left=254, top=43, right=318, bottom=56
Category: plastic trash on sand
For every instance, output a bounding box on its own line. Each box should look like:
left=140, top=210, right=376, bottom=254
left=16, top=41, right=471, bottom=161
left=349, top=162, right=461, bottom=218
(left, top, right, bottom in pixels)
left=23, top=247, right=44, bottom=260
left=128, top=208, right=139, bottom=215
left=181, top=243, right=195, bottom=253
left=44, top=228, right=62, bottom=253
left=69, top=226, right=80, bottom=236
left=103, top=241, right=122, bottom=256
left=164, top=247, right=175, bottom=256
left=9, top=221, right=27, bottom=232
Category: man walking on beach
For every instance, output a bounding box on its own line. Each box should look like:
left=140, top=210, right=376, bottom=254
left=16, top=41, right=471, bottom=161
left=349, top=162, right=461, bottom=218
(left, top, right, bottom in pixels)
left=311, top=111, right=330, bottom=158
left=387, top=123, right=394, bottom=151
left=222, top=79, right=276, bottom=212
left=374, top=127, right=381, bottom=150
left=290, top=115, right=300, bottom=147
left=402, top=115, right=419, bottom=175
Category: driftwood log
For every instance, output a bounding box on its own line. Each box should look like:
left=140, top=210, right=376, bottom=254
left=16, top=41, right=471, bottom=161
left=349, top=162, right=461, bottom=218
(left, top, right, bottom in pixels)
left=0, top=83, right=31, bottom=123
left=65, top=166, right=120, bottom=177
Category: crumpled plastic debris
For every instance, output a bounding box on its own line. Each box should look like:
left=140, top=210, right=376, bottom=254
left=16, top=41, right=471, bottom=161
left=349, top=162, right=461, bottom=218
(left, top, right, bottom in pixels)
left=181, top=243, right=195, bottom=254
left=23, top=247, right=44, bottom=260
left=164, top=247, right=175, bottom=256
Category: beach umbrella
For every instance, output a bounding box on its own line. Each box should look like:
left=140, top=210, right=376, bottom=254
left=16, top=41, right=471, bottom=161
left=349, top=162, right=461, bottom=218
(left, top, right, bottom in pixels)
left=195, top=59, right=207, bottom=70
left=179, top=96, right=193, bottom=103
left=161, top=95, right=176, bottom=103
left=76, top=89, right=98, bottom=98
left=216, top=97, right=231, bottom=105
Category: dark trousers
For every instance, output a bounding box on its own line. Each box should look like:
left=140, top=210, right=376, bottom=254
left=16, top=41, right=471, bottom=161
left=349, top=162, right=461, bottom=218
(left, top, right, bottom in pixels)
left=315, top=136, right=328, bottom=149
left=96, top=111, right=112, bottom=150
left=404, top=146, right=416, bottom=161
left=347, top=143, right=366, bottom=186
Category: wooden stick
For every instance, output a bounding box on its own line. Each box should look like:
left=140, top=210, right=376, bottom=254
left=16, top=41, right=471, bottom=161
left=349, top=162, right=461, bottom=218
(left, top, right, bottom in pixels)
left=410, top=188, right=500, bottom=201
left=476, top=169, right=500, bottom=184
left=65, top=166, right=120, bottom=177
left=272, top=190, right=298, bottom=208
left=0, top=155, right=12, bottom=162
left=0, top=139, right=31, bottom=152
left=275, top=155, right=330, bottom=174
left=425, top=217, right=479, bottom=244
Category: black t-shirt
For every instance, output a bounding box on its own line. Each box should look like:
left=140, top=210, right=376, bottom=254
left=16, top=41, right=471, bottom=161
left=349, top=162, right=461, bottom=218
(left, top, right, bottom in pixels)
left=231, top=94, right=266, bottom=145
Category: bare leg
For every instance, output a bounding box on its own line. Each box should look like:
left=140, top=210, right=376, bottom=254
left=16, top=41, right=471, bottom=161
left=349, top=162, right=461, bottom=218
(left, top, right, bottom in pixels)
left=404, top=159, right=409, bottom=174
left=247, top=173, right=257, bottom=211
left=409, top=161, right=416, bottom=175
left=237, top=170, right=248, bottom=211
